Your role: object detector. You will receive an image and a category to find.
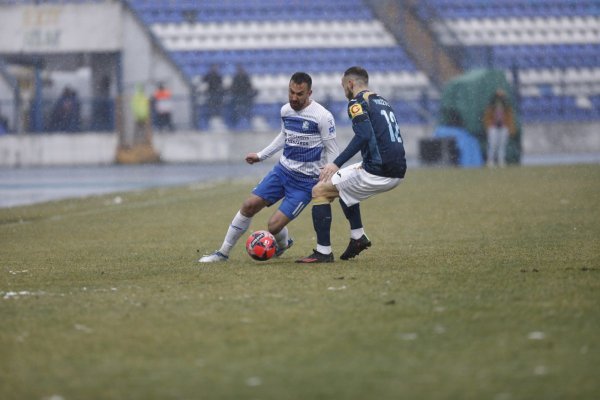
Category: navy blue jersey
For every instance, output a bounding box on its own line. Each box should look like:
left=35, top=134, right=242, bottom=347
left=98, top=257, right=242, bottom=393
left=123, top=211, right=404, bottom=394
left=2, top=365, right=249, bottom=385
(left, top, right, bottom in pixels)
left=334, top=90, right=406, bottom=178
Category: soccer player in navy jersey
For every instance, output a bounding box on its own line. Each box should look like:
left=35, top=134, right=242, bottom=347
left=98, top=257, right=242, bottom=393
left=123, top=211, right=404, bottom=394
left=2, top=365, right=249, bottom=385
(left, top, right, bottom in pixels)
left=297, top=66, right=407, bottom=263
left=199, top=72, right=339, bottom=263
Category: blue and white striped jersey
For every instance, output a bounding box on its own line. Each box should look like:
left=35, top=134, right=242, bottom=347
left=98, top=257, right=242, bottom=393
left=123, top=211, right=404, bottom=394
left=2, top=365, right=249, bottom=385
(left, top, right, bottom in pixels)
left=258, top=100, right=339, bottom=182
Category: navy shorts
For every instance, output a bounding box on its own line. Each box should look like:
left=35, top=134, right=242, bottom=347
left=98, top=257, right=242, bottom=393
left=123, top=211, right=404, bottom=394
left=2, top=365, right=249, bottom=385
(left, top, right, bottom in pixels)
left=252, top=164, right=315, bottom=220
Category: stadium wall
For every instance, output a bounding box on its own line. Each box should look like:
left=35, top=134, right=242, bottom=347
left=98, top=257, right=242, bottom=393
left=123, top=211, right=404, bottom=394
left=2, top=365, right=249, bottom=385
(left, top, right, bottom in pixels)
left=522, top=123, right=600, bottom=155
left=1, top=123, right=599, bottom=167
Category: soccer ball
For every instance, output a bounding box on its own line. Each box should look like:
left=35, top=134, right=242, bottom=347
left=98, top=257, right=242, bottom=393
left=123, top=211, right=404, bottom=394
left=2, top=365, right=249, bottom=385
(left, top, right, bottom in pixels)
left=245, top=230, right=277, bottom=261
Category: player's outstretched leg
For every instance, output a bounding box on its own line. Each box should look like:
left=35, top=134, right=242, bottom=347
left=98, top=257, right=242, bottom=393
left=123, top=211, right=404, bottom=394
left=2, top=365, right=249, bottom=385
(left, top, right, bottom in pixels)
left=198, top=210, right=251, bottom=263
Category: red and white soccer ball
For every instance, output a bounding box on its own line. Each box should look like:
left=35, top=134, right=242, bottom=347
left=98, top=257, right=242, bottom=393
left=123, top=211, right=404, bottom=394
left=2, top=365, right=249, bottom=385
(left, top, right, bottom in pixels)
left=245, top=230, right=277, bottom=261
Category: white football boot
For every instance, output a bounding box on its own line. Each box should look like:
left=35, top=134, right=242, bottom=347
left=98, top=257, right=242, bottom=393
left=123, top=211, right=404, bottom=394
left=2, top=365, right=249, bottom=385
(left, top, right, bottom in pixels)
left=275, top=237, right=294, bottom=257
left=198, top=251, right=228, bottom=263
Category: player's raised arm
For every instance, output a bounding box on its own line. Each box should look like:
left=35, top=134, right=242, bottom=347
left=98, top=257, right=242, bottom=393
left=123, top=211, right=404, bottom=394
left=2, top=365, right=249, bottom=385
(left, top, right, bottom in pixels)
left=255, top=130, right=285, bottom=162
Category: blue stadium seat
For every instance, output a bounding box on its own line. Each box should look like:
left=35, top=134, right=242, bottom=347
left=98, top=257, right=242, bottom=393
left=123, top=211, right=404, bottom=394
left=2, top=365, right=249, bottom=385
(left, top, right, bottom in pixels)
left=170, top=47, right=417, bottom=77
left=127, top=0, right=373, bottom=23
left=491, top=44, right=600, bottom=70
left=426, top=0, right=600, bottom=18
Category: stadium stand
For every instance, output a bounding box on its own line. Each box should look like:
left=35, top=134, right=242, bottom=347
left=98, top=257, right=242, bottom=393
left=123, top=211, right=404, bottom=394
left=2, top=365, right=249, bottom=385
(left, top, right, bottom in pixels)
left=423, top=0, right=600, bottom=122
left=131, top=0, right=374, bottom=23
left=2, top=0, right=599, bottom=134
left=122, top=0, right=600, bottom=125
left=125, top=0, right=432, bottom=129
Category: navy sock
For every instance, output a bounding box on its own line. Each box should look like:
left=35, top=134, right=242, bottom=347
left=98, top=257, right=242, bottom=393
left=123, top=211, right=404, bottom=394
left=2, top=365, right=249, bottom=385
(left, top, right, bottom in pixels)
left=312, top=203, right=332, bottom=246
left=339, top=199, right=363, bottom=230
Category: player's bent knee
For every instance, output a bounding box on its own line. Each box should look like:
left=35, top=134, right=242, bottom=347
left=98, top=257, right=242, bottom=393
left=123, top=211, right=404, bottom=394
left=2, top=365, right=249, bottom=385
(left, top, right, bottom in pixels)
left=267, top=220, right=284, bottom=235
left=311, top=184, right=327, bottom=199
left=268, top=212, right=290, bottom=234
left=312, top=183, right=338, bottom=203
left=241, top=196, right=266, bottom=217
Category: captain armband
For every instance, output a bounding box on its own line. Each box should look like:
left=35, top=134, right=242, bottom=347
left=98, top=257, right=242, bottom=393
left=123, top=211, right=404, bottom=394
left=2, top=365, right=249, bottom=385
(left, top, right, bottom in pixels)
left=312, top=196, right=331, bottom=205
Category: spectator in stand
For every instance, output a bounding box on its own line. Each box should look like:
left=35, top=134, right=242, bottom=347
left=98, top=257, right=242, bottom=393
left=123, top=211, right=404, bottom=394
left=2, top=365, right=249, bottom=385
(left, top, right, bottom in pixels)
left=229, top=64, right=257, bottom=129
left=153, top=82, right=174, bottom=131
left=49, top=87, right=81, bottom=132
left=131, top=84, right=151, bottom=144
left=483, top=89, right=516, bottom=167
left=0, top=105, right=9, bottom=134
left=92, top=75, right=113, bottom=131
left=203, top=64, right=225, bottom=120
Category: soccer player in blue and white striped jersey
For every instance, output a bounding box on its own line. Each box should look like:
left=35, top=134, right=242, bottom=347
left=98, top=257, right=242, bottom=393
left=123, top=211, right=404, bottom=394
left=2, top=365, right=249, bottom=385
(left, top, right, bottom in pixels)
left=199, top=72, right=339, bottom=263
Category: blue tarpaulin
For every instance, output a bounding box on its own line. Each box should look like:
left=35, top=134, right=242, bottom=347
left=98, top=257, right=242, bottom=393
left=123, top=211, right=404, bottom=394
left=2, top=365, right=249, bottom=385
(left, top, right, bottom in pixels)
left=433, top=125, right=484, bottom=168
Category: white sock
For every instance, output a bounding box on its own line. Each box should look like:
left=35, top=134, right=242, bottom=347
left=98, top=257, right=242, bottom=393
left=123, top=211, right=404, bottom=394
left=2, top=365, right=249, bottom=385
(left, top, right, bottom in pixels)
left=317, top=244, right=332, bottom=255
left=273, top=226, right=289, bottom=250
left=219, top=211, right=251, bottom=256
left=350, top=228, right=365, bottom=240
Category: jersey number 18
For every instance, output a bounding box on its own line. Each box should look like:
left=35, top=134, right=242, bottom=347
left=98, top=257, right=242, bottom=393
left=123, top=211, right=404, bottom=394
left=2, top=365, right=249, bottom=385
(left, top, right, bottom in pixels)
left=381, top=110, right=402, bottom=143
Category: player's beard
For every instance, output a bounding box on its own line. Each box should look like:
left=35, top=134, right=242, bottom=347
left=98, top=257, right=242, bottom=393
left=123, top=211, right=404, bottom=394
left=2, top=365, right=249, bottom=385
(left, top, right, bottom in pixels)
left=344, top=85, right=353, bottom=100
left=290, top=100, right=305, bottom=111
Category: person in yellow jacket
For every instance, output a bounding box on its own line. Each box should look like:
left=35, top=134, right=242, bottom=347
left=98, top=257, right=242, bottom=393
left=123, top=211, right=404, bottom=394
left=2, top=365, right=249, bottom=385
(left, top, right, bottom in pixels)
left=483, top=89, right=516, bottom=167
left=131, top=84, right=151, bottom=145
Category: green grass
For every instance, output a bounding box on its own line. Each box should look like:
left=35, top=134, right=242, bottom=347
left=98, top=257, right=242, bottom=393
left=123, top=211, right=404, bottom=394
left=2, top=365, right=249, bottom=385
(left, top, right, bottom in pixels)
left=1, top=165, right=599, bottom=400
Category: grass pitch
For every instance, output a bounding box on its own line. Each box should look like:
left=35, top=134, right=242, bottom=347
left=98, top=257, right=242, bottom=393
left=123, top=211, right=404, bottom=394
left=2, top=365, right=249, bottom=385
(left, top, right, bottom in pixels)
left=1, top=164, right=599, bottom=400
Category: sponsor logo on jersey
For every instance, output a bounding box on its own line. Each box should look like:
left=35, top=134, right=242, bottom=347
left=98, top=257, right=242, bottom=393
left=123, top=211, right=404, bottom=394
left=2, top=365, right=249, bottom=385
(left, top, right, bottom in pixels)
left=287, top=136, right=310, bottom=146
left=349, top=103, right=364, bottom=118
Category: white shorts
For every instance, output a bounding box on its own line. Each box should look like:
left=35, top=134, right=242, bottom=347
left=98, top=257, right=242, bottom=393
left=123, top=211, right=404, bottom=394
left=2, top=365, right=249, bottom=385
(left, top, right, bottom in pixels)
left=331, top=162, right=402, bottom=206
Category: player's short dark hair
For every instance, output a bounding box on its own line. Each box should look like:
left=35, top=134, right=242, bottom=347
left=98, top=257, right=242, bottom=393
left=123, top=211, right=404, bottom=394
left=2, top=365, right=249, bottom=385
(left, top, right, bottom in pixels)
left=290, top=72, right=312, bottom=89
left=344, top=66, right=369, bottom=84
